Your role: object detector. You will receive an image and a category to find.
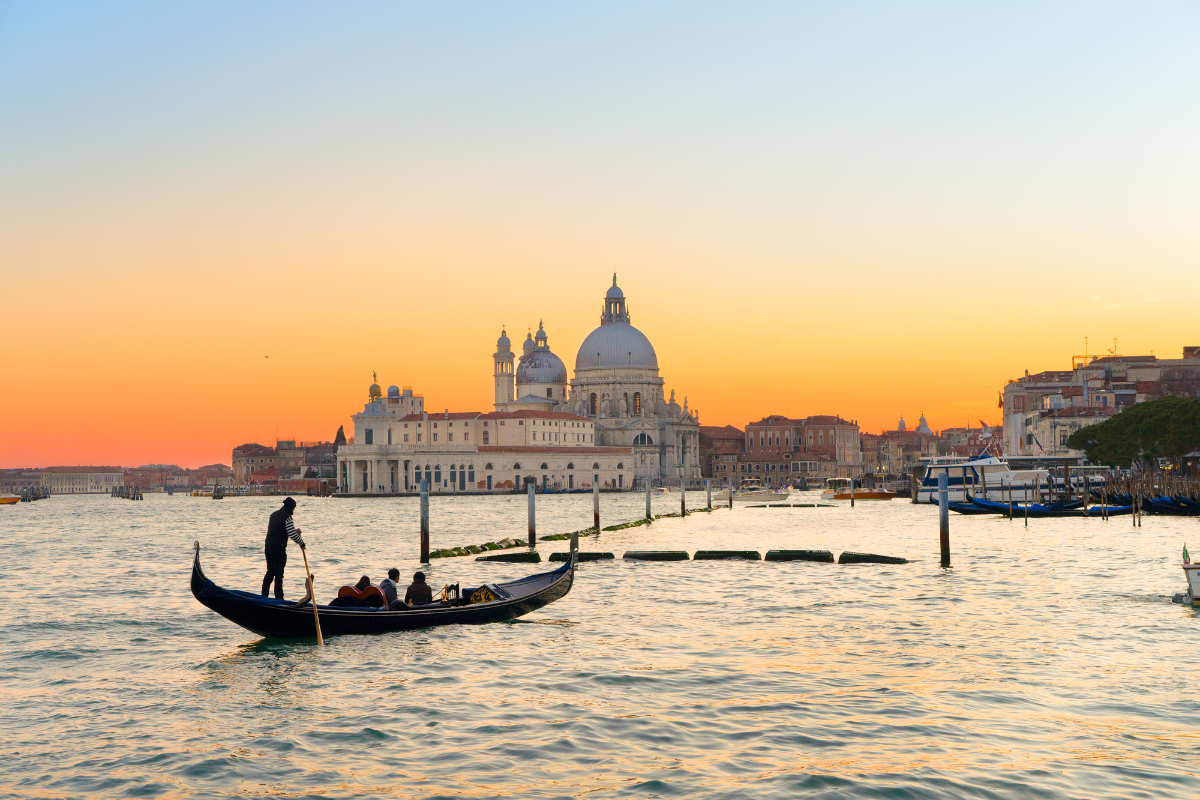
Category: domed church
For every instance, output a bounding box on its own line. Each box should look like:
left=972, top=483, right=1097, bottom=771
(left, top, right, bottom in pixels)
left=496, top=275, right=701, bottom=487
left=493, top=321, right=570, bottom=411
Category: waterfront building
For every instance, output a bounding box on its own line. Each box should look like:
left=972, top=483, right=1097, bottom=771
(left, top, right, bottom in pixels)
left=337, top=276, right=700, bottom=493
left=730, top=414, right=862, bottom=486
left=39, top=466, right=124, bottom=494
left=699, top=425, right=745, bottom=479
left=0, top=469, right=47, bottom=495
left=232, top=443, right=278, bottom=484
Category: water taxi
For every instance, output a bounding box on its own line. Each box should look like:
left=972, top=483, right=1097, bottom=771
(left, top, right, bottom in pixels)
left=0, top=494, right=19, bottom=505
left=820, top=478, right=895, bottom=501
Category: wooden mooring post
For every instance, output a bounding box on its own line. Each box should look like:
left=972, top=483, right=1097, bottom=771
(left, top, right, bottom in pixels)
left=646, top=480, right=652, bottom=520
left=527, top=481, right=536, bottom=546
left=706, top=479, right=711, bottom=509
left=680, top=475, right=686, bottom=516
left=419, top=479, right=430, bottom=563
left=593, top=481, right=600, bottom=533
left=938, top=471, right=951, bottom=568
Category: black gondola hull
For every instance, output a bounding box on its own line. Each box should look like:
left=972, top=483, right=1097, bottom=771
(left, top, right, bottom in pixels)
left=191, top=543, right=575, bottom=638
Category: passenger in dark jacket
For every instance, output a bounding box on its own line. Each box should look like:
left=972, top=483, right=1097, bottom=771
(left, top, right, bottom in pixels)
left=262, top=497, right=305, bottom=599
left=404, top=571, right=433, bottom=605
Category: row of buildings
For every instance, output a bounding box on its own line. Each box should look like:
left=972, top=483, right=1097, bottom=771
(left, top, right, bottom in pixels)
left=1001, top=346, right=1200, bottom=460
left=699, top=413, right=962, bottom=488
left=0, top=463, right=233, bottom=495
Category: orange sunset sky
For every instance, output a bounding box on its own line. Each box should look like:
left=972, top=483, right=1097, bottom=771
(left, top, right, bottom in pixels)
left=2, top=3, right=1198, bottom=468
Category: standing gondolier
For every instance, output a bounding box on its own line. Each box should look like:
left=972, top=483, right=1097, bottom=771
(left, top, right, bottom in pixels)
left=262, top=497, right=306, bottom=599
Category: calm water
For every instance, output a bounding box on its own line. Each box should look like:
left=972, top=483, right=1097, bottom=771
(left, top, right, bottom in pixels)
left=2, top=491, right=1199, bottom=799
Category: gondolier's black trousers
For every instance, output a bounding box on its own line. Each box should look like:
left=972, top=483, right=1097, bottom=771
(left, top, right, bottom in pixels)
left=262, top=547, right=287, bottom=599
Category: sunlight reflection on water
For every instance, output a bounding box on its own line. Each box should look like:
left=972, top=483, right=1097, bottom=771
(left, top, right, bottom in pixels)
left=2, top=492, right=1200, bottom=798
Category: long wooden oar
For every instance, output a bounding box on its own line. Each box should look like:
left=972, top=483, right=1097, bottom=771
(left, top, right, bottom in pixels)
left=300, top=547, right=324, bottom=646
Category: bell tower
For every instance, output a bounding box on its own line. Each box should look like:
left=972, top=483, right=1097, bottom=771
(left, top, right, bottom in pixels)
left=494, top=328, right=515, bottom=409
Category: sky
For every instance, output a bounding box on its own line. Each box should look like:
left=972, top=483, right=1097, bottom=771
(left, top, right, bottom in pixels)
left=2, top=1, right=1198, bottom=468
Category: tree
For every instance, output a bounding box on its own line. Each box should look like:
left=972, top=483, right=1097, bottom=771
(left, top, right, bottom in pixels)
left=1067, top=396, right=1200, bottom=467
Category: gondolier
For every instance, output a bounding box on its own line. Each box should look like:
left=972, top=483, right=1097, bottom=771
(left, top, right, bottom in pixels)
left=262, top=497, right=305, bottom=599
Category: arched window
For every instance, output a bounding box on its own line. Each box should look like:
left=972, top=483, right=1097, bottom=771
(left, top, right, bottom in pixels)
left=617, top=463, right=624, bottom=469
left=434, top=465, right=442, bottom=483
left=485, top=463, right=493, bottom=470
left=540, top=463, right=548, bottom=470
left=589, top=393, right=598, bottom=414
left=482, top=430, right=489, bottom=444
left=634, top=433, right=654, bottom=446
left=592, top=462, right=600, bottom=470
left=566, top=462, right=574, bottom=470
left=513, top=463, right=521, bottom=470
left=468, top=465, right=475, bottom=483
left=633, top=392, right=641, bottom=414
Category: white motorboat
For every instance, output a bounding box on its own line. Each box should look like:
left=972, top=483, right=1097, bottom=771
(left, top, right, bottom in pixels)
left=712, top=480, right=789, bottom=503
left=1182, top=549, right=1200, bottom=607
left=916, top=456, right=1055, bottom=504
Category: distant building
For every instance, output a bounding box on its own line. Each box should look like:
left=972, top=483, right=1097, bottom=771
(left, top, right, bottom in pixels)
left=39, top=466, right=124, bottom=494
left=730, top=414, right=862, bottom=486
left=0, top=469, right=45, bottom=495
left=699, top=425, right=745, bottom=479
left=232, top=443, right=278, bottom=483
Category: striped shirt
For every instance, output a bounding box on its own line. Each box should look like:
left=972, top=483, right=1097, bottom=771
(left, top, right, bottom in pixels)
left=284, top=517, right=306, bottom=548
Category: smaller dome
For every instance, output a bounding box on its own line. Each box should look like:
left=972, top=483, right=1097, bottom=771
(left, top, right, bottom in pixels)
left=387, top=385, right=400, bottom=398
left=523, top=332, right=536, bottom=354
left=535, top=321, right=547, bottom=343
left=606, top=284, right=624, bottom=300
left=497, top=328, right=510, bottom=347
left=369, top=383, right=382, bottom=399
left=517, top=349, right=568, bottom=386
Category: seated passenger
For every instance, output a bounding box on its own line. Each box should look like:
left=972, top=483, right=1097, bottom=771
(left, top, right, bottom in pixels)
left=329, top=575, right=386, bottom=607
left=404, top=571, right=434, bottom=606
left=378, top=568, right=401, bottom=607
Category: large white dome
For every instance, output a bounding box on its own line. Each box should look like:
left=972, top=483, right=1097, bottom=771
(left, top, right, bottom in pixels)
left=575, top=323, right=658, bottom=371
left=575, top=278, right=658, bottom=372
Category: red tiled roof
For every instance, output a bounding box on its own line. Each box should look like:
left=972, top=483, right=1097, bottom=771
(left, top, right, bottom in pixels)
left=1135, top=381, right=1159, bottom=393
left=476, top=446, right=632, bottom=454
left=396, top=410, right=592, bottom=422
left=700, top=425, right=744, bottom=439
left=481, top=410, right=592, bottom=421
left=397, top=412, right=484, bottom=422
left=40, top=466, right=124, bottom=473
left=1061, top=386, right=1084, bottom=398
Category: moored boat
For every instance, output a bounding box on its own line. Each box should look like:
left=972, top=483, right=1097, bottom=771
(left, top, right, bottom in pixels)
left=712, top=480, right=789, bottom=503
left=191, top=542, right=576, bottom=638
left=0, top=494, right=19, bottom=505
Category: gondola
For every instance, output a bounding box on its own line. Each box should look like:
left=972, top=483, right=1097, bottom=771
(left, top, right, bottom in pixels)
left=967, top=497, right=1088, bottom=517
left=931, top=496, right=994, bottom=515
left=191, top=542, right=576, bottom=638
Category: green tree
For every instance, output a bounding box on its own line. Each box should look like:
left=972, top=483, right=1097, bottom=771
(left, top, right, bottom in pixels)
left=1066, top=396, right=1200, bottom=467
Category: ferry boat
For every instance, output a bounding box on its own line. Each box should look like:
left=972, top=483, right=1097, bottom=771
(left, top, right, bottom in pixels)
left=712, top=480, right=790, bottom=503
left=916, top=456, right=1053, bottom=504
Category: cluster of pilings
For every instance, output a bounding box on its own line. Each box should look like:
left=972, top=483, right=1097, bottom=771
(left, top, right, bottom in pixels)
left=111, top=486, right=143, bottom=500
left=19, top=487, right=49, bottom=502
